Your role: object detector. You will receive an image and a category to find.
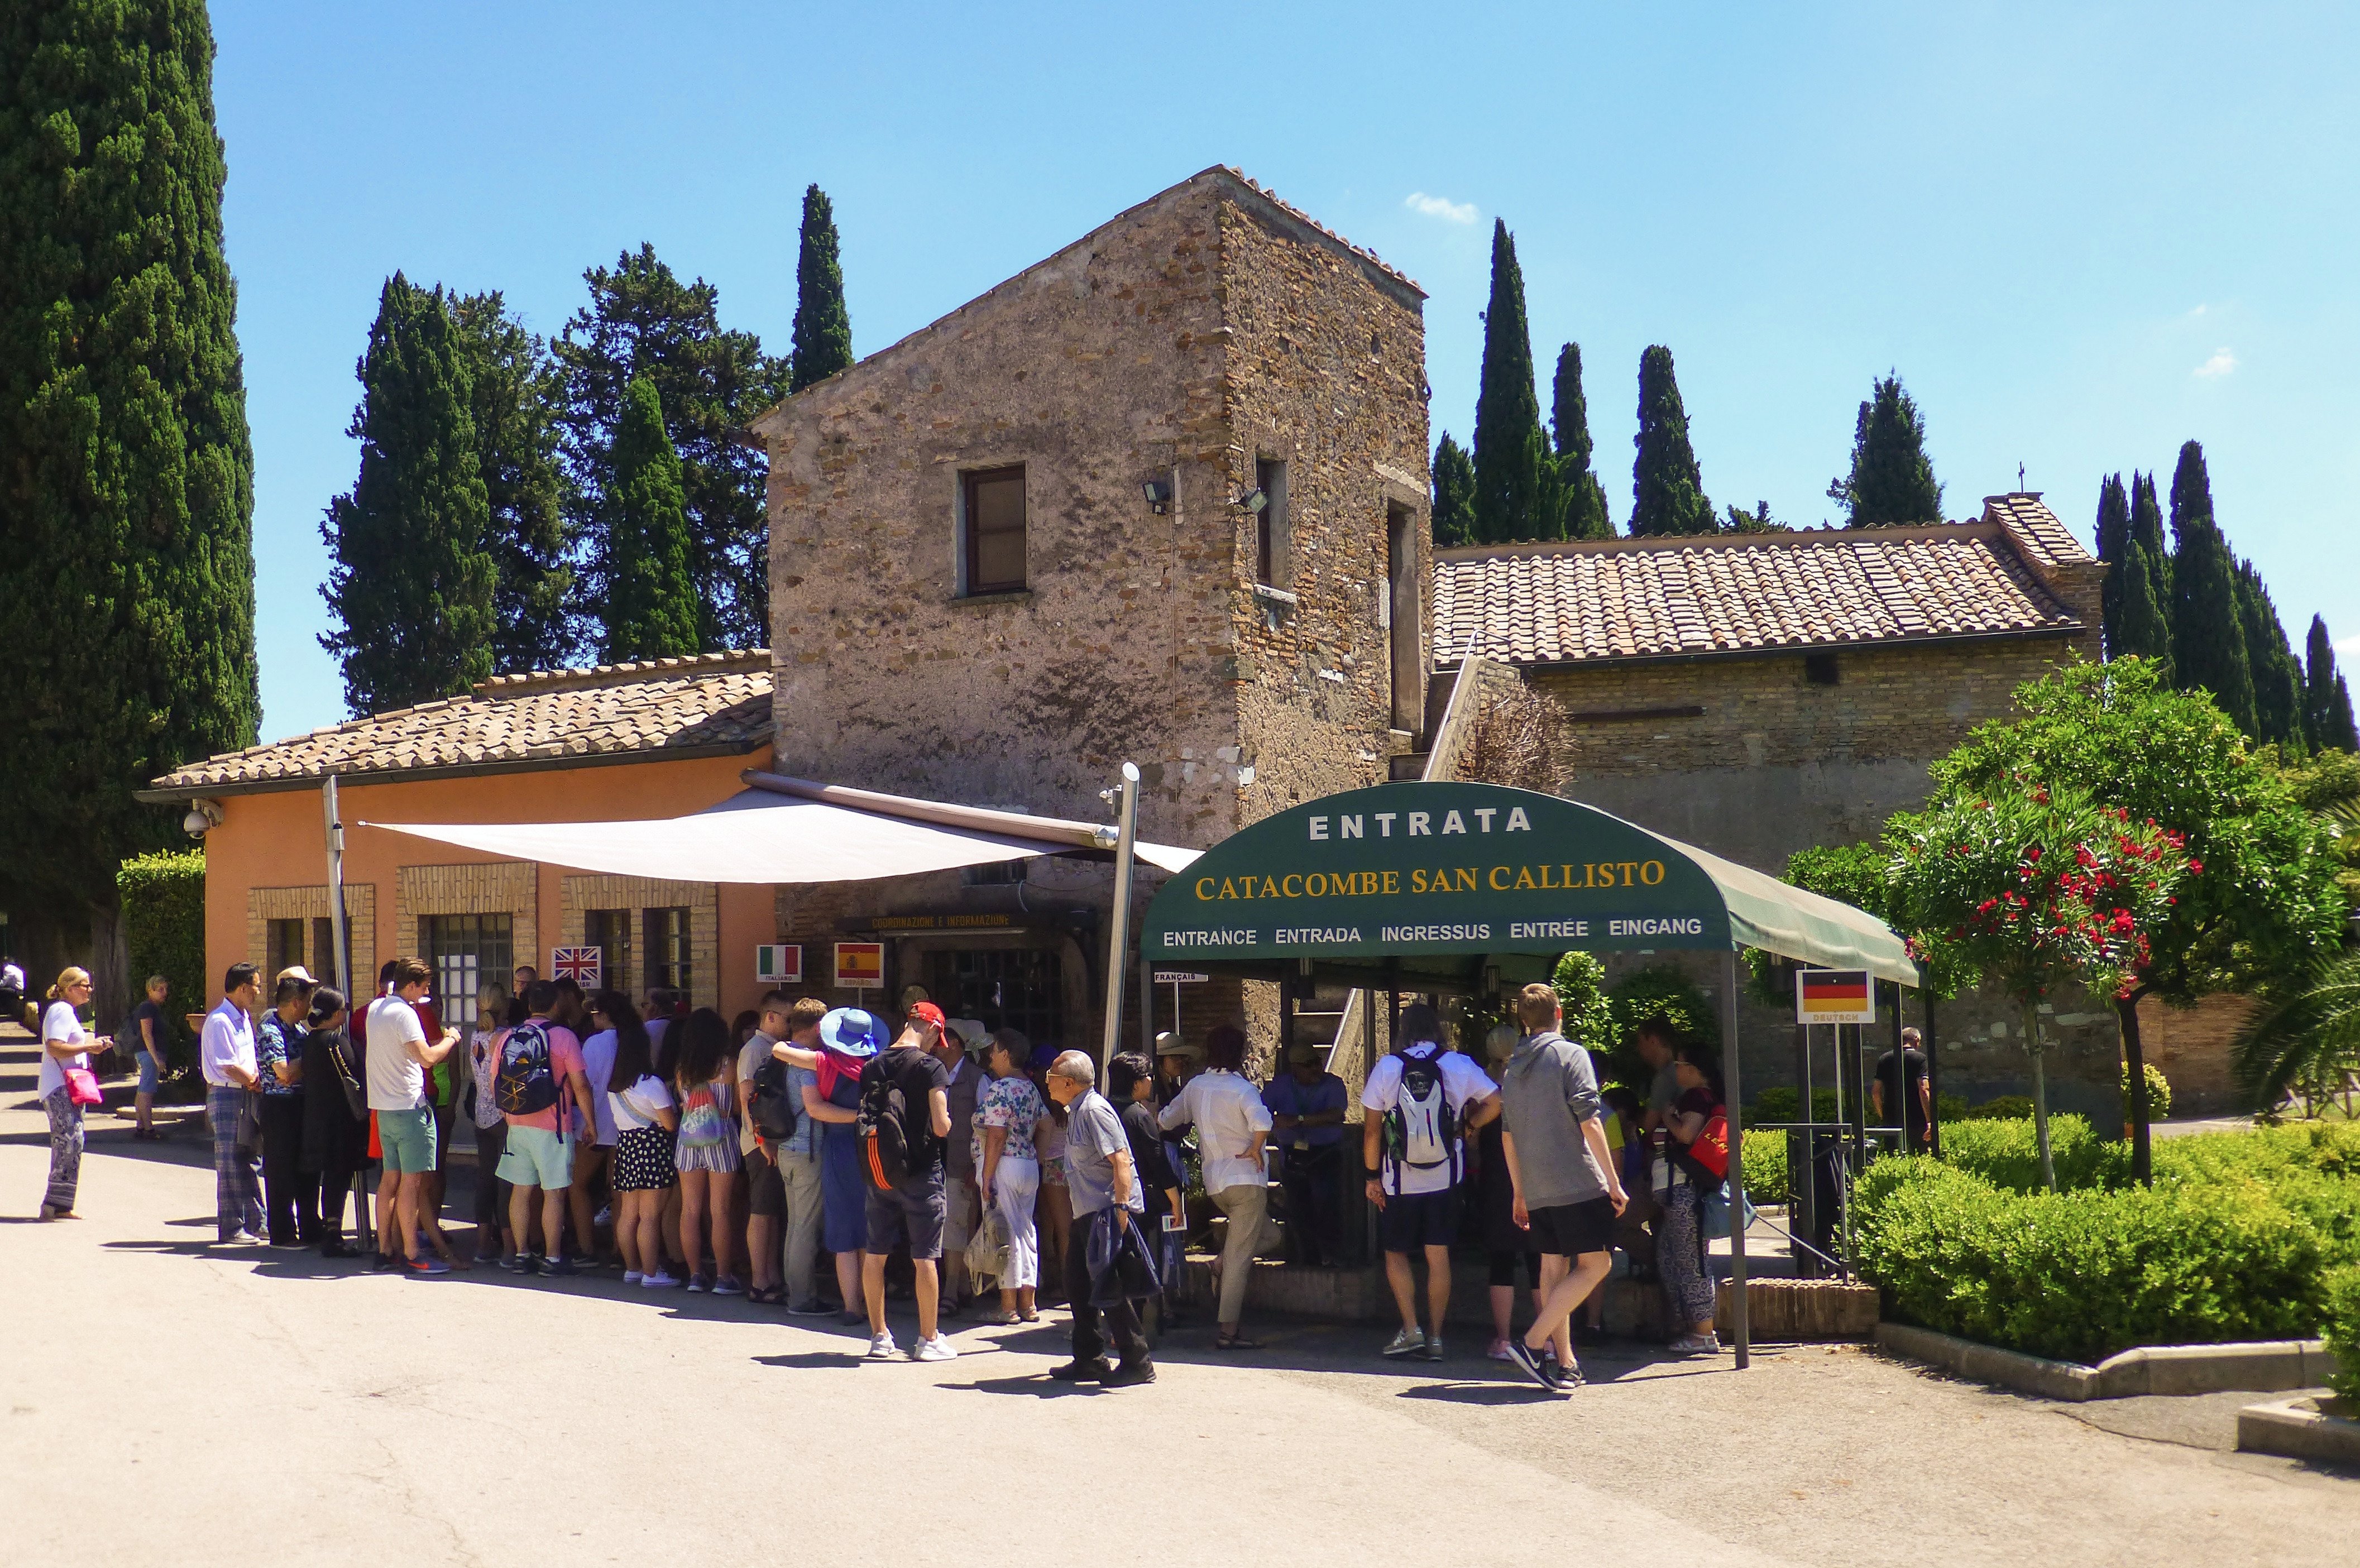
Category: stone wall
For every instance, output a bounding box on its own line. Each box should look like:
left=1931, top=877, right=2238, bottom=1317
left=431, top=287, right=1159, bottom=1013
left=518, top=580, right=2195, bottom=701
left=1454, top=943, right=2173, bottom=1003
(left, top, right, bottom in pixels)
left=2134, top=992, right=2259, bottom=1118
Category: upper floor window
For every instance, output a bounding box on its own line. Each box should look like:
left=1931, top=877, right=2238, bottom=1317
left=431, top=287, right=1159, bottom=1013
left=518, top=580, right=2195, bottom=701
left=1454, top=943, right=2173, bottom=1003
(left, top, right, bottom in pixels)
left=963, top=466, right=1027, bottom=594
left=1254, top=458, right=1287, bottom=588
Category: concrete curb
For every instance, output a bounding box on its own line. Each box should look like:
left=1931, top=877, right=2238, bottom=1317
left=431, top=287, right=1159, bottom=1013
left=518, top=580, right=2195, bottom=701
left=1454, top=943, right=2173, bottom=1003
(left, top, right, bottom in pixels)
left=1873, top=1322, right=2334, bottom=1402
left=2237, top=1397, right=2360, bottom=1466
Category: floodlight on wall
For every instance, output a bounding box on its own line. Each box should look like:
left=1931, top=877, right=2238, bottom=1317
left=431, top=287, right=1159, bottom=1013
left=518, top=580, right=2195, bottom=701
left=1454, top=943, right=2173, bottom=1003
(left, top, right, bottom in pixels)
left=1234, top=487, right=1268, bottom=514
left=1141, top=478, right=1171, bottom=515
left=182, top=797, right=224, bottom=840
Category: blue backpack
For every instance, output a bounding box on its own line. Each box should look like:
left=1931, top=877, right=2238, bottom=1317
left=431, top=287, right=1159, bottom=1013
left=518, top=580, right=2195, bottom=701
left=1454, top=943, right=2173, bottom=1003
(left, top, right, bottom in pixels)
left=494, top=1019, right=559, bottom=1118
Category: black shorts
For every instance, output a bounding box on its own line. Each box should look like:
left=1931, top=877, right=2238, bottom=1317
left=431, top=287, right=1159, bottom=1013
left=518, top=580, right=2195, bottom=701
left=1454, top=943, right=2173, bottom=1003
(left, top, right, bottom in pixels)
left=1487, top=1249, right=1543, bottom=1288
left=1379, top=1187, right=1460, bottom=1253
left=1526, top=1196, right=1617, bottom=1259
left=864, top=1173, right=946, bottom=1259
left=747, top=1154, right=786, bottom=1219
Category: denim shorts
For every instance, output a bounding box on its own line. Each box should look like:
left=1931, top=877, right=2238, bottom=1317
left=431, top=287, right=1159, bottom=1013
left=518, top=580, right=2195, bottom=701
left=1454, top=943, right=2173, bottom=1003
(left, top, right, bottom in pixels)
left=137, top=1051, right=161, bottom=1095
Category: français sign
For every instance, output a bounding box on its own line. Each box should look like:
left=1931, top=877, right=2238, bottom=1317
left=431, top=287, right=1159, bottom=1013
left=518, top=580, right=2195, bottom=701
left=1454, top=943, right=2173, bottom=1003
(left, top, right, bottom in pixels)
left=1141, top=782, right=1730, bottom=962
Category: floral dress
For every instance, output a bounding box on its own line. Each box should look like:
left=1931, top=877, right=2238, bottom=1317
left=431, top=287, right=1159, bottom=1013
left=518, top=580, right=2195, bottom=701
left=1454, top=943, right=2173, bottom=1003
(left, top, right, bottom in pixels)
left=974, top=1072, right=1047, bottom=1167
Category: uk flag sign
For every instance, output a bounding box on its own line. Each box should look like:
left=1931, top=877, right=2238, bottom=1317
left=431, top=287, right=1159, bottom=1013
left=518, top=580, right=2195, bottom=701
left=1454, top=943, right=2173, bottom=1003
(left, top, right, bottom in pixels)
left=550, top=946, right=603, bottom=988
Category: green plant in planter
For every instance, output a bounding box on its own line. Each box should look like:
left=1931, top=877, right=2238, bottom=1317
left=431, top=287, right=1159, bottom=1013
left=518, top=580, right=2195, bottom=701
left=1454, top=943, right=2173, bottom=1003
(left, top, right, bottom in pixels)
left=2121, top=1060, right=2172, bottom=1123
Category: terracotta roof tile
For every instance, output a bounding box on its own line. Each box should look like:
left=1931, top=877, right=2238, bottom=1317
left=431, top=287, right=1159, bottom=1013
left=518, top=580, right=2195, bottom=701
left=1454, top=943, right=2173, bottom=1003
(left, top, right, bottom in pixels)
left=1433, top=524, right=2084, bottom=668
left=150, top=649, right=772, bottom=794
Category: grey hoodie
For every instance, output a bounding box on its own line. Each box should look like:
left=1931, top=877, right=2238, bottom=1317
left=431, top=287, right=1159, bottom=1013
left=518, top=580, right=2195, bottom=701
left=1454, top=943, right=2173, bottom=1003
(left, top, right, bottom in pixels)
left=1499, top=1029, right=1609, bottom=1209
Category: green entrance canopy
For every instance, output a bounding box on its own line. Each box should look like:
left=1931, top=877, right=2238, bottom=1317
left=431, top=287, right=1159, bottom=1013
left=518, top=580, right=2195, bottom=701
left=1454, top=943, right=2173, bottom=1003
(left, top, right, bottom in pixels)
left=1141, top=781, right=1919, bottom=987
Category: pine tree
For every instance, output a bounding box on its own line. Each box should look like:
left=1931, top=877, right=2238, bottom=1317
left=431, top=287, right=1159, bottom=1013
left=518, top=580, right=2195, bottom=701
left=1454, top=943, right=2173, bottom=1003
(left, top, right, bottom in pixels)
left=0, top=0, right=260, bottom=984
left=555, top=246, right=788, bottom=652
left=1828, top=374, right=1943, bottom=527
left=602, top=376, right=700, bottom=661
left=789, top=183, right=852, bottom=394
left=2094, top=473, right=2131, bottom=655
left=451, top=291, right=572, bottom=672
left=1630, top=345, right=1715, bottom=536
left=2233, top=561, right=2304, bottom=750
left=319, top=275, right=496, bottom=715
left=2167, top=440, right=2257, bottom=735
left=2115, top=536, right=2174, bottom=680
left=2304, top=616, right=2359, bottom=752
left=1471, top=219, right=1545, bottom=544
left=1549, top=343, right=1612, bottom=539
left=1431, top=433, right=1477, bottom=548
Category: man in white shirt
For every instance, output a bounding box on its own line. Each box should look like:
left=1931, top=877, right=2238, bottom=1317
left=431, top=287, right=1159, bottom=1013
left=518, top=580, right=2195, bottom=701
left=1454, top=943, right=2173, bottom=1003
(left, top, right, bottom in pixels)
left=366, top=956, right=460, bottom=1275
left=1361, top=1002, right=1501, bottom=1361
left=201, top=963, right=266, bottom=1244
left=1157, top=1023, right=1274, bottom=1350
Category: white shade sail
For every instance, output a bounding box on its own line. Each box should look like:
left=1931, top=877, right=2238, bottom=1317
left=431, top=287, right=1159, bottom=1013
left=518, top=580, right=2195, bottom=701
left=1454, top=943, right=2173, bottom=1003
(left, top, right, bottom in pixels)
left=362, top=788, right=1201, bottom=884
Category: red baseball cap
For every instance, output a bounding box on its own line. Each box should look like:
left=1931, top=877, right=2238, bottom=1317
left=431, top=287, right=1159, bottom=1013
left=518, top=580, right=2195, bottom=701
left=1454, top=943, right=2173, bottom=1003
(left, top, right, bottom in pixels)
left=908, top=1001, right=949, bottom=1033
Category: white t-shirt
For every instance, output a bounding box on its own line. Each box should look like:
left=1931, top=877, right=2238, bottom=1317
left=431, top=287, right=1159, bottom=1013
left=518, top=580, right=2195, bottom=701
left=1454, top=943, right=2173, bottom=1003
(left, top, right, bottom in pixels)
left=1362, top=1046, right=1499, bottom=1196
left=365, top=996, right=429, bottom=1111
left=611, top=1073, right=674, bottom=1133
left=199, top=1000, right=257, bottom=1088
left=39, top=1000, right=87, bottom=1099
left=581, top=1029, right=620, bottom=1145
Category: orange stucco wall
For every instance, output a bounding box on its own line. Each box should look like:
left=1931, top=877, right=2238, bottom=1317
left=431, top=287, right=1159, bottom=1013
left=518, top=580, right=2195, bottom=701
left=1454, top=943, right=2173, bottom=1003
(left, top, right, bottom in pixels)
left=197, top=747, right=774, bottom=1018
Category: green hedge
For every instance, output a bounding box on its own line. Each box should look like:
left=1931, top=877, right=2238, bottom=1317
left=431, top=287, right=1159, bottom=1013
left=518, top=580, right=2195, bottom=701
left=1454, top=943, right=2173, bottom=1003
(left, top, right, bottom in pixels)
left=118, top=850, right=204, bottom=1071
left=1740, top=1128, right=1789, bottom=1205
left=2122, top=1060, right=2172, bottom=1121
left=2326, top=1266, right=2360, bottom=1403
left=1745, top=1086, right=1969, bottom=1129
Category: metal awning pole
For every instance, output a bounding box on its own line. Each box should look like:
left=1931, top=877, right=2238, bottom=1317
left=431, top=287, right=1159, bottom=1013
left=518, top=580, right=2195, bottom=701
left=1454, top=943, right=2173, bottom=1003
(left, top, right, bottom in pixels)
left=1722, top=948, right=1749, bottom=1370
left=322, top=774, right=350, bottom=997
left=1097, top=763, right=1141, bottom=1091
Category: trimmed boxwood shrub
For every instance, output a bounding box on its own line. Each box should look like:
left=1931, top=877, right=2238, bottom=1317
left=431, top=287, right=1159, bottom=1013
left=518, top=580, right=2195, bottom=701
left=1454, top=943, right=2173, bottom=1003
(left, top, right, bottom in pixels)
left=1741, top=1128, right=1789, bottom=1206
left=2325, top=1266, right=2360, bottom=1403
left=1933, top=1113, right=2128, bottom=1193
left=118, top=850, right=205, bottom=1073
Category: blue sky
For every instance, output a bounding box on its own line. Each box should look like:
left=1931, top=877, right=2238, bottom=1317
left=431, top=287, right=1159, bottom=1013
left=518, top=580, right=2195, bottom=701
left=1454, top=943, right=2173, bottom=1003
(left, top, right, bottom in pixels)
left=213, top=1, right=2360, bottom=740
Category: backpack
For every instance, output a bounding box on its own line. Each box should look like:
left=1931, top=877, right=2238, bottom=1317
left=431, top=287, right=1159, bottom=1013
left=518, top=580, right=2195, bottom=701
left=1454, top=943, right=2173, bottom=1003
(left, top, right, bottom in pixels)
left=494, top=1018, right=560, bottom=1118
left=858, top=1050, right=936, bottom=1190
left=1385, top=1046, right=1461, bottom=1185
left=749, top=1054, right=801, bottom=1143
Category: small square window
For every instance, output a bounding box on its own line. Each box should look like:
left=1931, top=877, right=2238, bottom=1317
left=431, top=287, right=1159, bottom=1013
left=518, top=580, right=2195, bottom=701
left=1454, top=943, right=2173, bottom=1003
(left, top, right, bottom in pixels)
left=963, top=466, right=1026, bottom=594
left=1803, top=653, right=1841, bottom=686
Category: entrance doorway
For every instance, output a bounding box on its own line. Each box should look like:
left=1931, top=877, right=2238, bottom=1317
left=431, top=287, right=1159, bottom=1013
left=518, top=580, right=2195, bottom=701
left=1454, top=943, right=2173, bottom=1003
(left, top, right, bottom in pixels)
left=926, top=948, right=1065, bottom=1050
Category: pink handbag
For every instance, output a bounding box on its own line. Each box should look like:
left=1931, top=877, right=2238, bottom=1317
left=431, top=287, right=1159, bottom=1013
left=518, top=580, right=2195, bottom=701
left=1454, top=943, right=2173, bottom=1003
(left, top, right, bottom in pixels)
left=63, top=1065, right=104, bottom=1107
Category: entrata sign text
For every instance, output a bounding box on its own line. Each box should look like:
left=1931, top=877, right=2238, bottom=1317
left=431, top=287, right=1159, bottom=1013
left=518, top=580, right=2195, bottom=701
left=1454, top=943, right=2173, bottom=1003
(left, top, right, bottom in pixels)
left=1143, top=783, right=1732, bottom=961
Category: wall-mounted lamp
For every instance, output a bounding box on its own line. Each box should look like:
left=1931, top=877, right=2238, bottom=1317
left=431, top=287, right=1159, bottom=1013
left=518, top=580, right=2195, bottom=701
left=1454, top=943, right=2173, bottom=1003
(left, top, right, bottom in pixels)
left=1140, top=478, right=1171, bottom=515
left=182, top=797, right=225, bottom=839
left=1234, top=487, right=1268, bottom=515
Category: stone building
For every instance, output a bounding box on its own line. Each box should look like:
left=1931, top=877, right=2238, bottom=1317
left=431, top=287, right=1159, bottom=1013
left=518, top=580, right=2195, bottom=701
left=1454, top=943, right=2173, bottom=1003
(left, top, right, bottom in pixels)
left=746, top=166, right=1434, bottom=1052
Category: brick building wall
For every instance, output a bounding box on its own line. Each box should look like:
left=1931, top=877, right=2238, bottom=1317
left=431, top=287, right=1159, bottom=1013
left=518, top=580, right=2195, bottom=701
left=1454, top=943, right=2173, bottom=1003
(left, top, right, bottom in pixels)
left=246, top=883, right=377, bottom=993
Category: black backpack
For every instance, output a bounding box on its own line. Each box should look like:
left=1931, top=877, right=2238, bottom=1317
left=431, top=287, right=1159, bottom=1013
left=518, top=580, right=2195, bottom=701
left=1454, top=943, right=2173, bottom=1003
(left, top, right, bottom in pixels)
left=858, top=1049, right=937, bottom=1190
left=494, top=1018, right=559, bottom=1118
left=749, top=1054, right=800, bottom=1143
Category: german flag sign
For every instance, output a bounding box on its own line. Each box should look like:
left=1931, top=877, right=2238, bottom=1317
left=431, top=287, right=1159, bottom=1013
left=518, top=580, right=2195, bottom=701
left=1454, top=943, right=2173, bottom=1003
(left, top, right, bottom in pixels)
left=1795, top=968, right=1874, bottom=1025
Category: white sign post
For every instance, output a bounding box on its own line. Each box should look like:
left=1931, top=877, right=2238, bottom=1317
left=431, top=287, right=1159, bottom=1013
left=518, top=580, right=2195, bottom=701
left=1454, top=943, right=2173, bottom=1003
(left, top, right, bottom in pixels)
left=1153, top=969, right=1209, bottom=1042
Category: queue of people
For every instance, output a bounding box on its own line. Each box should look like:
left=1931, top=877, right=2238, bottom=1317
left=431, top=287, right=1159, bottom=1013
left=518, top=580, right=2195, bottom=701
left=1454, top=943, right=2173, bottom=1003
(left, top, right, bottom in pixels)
left=30, top=961, right=1730, bottom=1396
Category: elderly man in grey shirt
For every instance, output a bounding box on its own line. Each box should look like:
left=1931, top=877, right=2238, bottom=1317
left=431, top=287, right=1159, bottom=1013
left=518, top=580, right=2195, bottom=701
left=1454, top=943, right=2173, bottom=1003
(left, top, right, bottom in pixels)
left=1498, top=982, right=1629, bottom=1394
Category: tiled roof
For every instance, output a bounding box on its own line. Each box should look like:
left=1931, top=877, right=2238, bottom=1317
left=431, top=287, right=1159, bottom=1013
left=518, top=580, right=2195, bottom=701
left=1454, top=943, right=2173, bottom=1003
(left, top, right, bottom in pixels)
left=1433, top=515, right=2086, bottom=668
left=1980, top=490, right=2087, bottom=569
left=146, top=650, right=772, bottom=795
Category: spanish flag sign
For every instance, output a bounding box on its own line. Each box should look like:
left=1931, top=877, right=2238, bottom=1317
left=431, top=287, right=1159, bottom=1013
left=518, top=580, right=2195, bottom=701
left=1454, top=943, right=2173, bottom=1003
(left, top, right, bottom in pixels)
left=833, top=942, right=884, bottom=990
left=1794, top=967, right=1874, bottom=1025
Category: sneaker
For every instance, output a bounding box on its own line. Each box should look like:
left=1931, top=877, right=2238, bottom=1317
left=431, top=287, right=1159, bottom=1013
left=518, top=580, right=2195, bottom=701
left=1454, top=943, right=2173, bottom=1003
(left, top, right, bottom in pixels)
left=912, top=1335, right=959, bottom=1363
left=1102, top=1359, right=1157, bottom=1387
left=623, top=1270, right=644, bottom=1286
left=1670, top=1332, right=1721, bottom=1355
left=1049, top=1357, right=1113, bottom=1383
left=541, top=1256, right=578, bottom=1278
left=1486, top=1337, right=1515, bottom=1362
left=593, top=1205, right=612, bottom=1228
left=1502, top=1339, right=1556, bottom=1392
left=406, top=1255, right=451, bottom=1276
left=370, top=1252, right=399, bottom=1273
left=224, top=1230, right=265, bottom=1246
left=1554, top=1356, right=1586, bottom=1390
left=1421, top=1335, right=1445, bottom=1363
left=686, top=1274, right=711, bottom=1294
left=641, top=1270, right=682, bottom=1289
left=500, top=1253, right=538, bottom=1275
left=786, top=1298, right=834, bottom=1317
left=1380, top=1326, right=1427, bottom=1358
left=865, top=1332, right=900, bottom=1360
left=712, top=1276, right=745, bottom=1297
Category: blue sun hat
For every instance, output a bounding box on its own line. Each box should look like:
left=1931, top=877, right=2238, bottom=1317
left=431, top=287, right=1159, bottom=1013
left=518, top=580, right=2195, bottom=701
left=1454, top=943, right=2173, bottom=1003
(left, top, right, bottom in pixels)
left=818, top=1006, right=884, bottom=1058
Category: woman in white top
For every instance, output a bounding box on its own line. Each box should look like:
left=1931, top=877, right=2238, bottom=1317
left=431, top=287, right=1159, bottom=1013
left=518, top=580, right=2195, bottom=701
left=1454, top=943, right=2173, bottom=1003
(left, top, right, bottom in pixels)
left=39, top=967, right=112, bottom=1220
left=569, top=998, right=624, bottom=1270
left=601, top=994, right=679, bottom=1287
left=467, top=982, right=516, bottom=1264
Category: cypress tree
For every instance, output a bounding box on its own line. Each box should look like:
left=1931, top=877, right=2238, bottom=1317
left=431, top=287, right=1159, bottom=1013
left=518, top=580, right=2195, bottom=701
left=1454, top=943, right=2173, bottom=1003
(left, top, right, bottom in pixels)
left=452, top=291, right=573, bottom=672
left=1471, top=219, right=1545, bottom=544
left=1549, top=343, right=1613, bottom=539
left=319, top=275, right=496, bottom=715
left=789, top=183, right=852, bottom=394
left=1430, top=433, right=1477, bottom=548
left=0, top=0, right=260, bottom=988
left=1828, top=374, right=1943, bottom=527
left=2115, top=536, right=2174, bottom=680
left=2233, top=562, right=2304, bottom=750
left=2094, top=473, right=2131, bottom=655
left=2304, top=616, right=2359, bottom=752
left=1630, top=345, right=1715, bottom=536
left=2128, top=469, right=2172, bottom=651
left=601, top=376, right=700, bottom=662
left=2167, top=440, right=2256, bottom=735
left=555, top=245, right=787, bottom=653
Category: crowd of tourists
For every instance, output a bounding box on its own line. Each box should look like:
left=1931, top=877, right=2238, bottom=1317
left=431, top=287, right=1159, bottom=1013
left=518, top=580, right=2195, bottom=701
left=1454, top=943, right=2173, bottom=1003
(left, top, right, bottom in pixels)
left=28, top=959, right=1732, bottom=1393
